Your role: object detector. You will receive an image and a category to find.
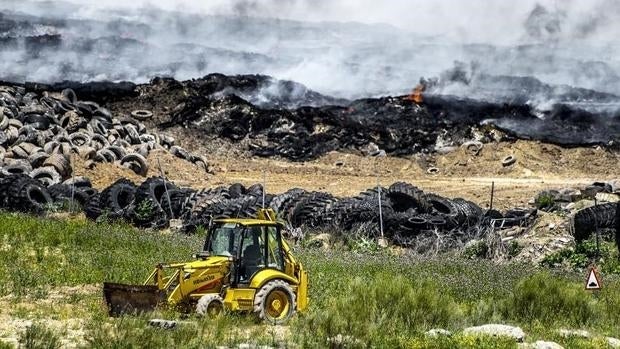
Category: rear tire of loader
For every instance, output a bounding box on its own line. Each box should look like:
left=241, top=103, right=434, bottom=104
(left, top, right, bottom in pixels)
left=253, top=280, right=296, bottom=325
left=196, top=294, right=224, bottom=318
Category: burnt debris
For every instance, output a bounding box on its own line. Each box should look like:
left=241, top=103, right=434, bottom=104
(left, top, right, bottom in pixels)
left=0, top=74, right=614, bottom=163
left=157, top=74, right=619, bottom=161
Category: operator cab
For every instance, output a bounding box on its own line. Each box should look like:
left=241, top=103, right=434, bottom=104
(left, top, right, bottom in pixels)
left=203, top=220, right=285, bottom=285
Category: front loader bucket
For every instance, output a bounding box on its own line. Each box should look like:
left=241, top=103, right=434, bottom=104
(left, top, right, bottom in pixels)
left=103, top=282, right=165, bottom=316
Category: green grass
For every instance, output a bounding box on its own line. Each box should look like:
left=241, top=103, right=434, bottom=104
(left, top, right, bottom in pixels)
left=1, top=212, right=620, bottom=348
left=0, top=212, right=203, bottom=297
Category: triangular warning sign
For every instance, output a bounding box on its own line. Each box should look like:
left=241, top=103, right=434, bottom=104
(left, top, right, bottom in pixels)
left=585, top=267, right=601, bottom=290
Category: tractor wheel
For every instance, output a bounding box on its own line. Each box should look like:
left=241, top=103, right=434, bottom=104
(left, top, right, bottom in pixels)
left=253, top=280, right=296, bottom=324
left=196, top=294, right=224, bottom=318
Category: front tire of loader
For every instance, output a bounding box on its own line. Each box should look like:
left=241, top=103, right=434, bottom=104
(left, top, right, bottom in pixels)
left=196, top=294, right=224, bottom=318
left=253, top=280, right=296, bottom=325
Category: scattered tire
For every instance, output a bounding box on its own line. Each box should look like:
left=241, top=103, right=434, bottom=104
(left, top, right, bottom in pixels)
left=502, top=155, right=517, bottom=167
left=120, top=153, right=149, bottom=176
left=131, top=110, right=153, bottom=121
left=427, top=167, right=439, bottom=174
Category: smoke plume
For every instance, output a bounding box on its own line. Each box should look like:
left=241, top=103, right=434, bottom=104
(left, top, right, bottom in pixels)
left=0, top=0, right=619, bottom=105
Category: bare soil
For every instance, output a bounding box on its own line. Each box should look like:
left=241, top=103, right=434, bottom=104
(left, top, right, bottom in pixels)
left=75, top=138, right=619, bottom=210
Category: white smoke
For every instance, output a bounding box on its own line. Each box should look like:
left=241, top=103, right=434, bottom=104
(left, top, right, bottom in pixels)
left=0, top=0, right=619, bottom=100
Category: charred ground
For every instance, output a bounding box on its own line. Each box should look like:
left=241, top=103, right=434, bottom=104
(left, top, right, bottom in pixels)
left=21, top=74, right=620, bottom=163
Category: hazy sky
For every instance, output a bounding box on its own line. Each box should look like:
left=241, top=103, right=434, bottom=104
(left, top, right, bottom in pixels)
left=61, top=0, right=618, bottom=44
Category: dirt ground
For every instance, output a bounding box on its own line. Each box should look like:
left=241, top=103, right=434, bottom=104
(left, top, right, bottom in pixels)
left=73, top=139, right=619, bottom=210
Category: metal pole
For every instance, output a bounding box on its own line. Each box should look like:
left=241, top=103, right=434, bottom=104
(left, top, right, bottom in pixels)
left=376, top=159, right=384, bottom=239
left=490, top=181, right=495, bottom=210
left=262, top=170, right=266, bottom=209
left=157, top=158, right=174, bottom=219
left=594, top=197, right=600, bottom=263
left=70, top=152, right=75, bottom=213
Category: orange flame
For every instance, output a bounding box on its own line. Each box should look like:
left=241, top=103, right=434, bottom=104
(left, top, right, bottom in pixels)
left=408, top=83, right=425, bottom=104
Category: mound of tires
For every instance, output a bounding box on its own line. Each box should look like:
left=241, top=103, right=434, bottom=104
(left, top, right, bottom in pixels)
left=79, top=177, right=509, bottom=250
left=0, top=84, right=211, bottom=185
left=0, top=173, right=97, bottom=214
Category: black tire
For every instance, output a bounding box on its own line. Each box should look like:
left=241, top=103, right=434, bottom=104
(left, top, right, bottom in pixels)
left=6, top=176, right=52, bottom=214
left=1, top=162, right=32, bottom=176
left=84, top=193, right=102, bottom=220
left=100, top=179, right=137, bottom=220
left=196, top=294, right=224, bottom=318
left=573, top=203, right=617, bottom=242
left=387, top=182, right=430, bottom=212
left=452, top=198, right=483, bottom=225
left=246, top=183, right=264, bottom=197
left=228, top=183, right=246, bottom=199
left=424, top=194, right=460, bottom=228
left=253, top=280, right=296, bottom=324
left=269, top=188, right=306, bottom=214
left=120, top=153, right=149, bottom=176
left=29, top=166, right=61, bottom=186
left=289, top=191, right=336, bottom=228
left=131, top=177, right=177, bottom=227
left=160, top=188, right=194, bottom=219
left=63, top=176, right=92, bottom=188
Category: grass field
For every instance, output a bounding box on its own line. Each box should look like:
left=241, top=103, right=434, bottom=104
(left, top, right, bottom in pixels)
left=0, top=212, right=619, bottom=348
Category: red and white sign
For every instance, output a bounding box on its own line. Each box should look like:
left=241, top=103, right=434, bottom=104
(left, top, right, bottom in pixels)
left=585, top=267, right=601, bottom=291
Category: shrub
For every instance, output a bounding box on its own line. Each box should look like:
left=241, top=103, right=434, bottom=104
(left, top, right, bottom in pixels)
left=535, top=193, right=556, bottom=211
left=18, top=323, right=62, bottom=349
left=293, top=274, right=463, bottom=347
left=500, top=273, right=597, bottom=327
left=463, top=240, right=489, bottom=259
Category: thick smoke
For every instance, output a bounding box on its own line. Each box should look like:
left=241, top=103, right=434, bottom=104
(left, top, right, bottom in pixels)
left=0, top=0, right=619, bottom=105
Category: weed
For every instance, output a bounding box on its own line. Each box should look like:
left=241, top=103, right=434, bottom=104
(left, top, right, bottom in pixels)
left=535, top=193, right=557, bottom=211
left=18, top=323, right=62, bottom=349
left=133, top=199, right=154, bottom=221
left=500, top=272, right=597, bottom=328
left=293, top=274, right=464, bottom=346
left=507, top=240, right=522, bottom=258
left=541, top=239, right=620, bottom=274
left=463, top=240, right=489, bottom=259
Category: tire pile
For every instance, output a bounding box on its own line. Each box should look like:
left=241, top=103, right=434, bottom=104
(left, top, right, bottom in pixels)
left=573, top=202, right=619, bottom=243
left=159, top=75, right=620, bottom=161
left=0, top=85, right=210, bottom=187
left=80, top=177, right=534, bottom=250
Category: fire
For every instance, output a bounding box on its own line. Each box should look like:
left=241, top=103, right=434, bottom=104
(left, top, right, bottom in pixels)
left=408, top=83, right=425, bottom=104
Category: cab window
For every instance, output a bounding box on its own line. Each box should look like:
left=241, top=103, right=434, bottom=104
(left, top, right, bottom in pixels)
left=239, top=226, right=265, bottom=282
left=266, top=226, right=284, bottom=270
left=206, top=223, right=239, bottom=257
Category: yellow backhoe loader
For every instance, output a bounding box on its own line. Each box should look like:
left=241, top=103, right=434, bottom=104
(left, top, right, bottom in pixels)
left=103, top=209, right=308, bottom=324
